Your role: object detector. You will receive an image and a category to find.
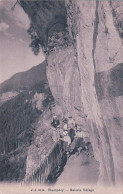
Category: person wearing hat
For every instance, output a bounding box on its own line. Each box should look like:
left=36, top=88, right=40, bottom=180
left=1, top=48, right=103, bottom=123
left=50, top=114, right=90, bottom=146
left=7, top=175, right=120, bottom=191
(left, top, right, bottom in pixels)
left=51, top=115, right=60, bottom=129
left=67, top=116, right=76, bottom=130
left=67, top=117, right=76, bottom=142
left=51, top=114, right=60, bottom=142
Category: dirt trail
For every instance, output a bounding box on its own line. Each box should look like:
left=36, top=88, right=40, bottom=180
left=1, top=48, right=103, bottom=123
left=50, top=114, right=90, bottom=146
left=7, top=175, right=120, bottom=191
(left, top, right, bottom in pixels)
left=55, top=151, right=99, bottom=185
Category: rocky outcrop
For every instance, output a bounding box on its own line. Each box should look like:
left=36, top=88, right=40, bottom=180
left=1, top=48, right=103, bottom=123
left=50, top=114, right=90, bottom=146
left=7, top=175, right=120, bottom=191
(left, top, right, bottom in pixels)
left=20, top=0, right=67, bottom=51
left=20, top=0, right=123, bottom=186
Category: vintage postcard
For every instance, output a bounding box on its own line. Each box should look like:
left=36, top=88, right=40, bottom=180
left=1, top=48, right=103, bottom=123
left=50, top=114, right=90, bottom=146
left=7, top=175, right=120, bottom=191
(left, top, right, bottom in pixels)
left=0, top=0, right=123, bottom=194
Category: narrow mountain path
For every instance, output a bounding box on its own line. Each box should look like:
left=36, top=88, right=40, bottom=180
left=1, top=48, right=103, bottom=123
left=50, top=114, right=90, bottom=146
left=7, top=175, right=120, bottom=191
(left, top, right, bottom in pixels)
left=55, top=151, right=99, bottom=185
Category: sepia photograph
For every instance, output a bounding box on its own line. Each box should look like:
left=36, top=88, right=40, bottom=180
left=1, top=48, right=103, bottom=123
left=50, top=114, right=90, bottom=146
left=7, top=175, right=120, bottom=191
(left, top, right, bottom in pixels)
left=0, top=0, right=123, bottom=193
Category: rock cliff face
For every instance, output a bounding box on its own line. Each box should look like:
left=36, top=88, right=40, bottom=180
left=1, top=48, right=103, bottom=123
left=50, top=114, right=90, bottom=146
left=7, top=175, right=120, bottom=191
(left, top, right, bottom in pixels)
left=20, top=0, right=123, bottom=186
left=65, top=0, right=123, bottom=185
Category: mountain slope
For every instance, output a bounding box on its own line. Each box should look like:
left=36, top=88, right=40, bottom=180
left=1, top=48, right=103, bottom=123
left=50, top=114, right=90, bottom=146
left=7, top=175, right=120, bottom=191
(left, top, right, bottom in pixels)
left=0, top=61, right=47, bottom=93
left=0, top=60, right=54, bottom=182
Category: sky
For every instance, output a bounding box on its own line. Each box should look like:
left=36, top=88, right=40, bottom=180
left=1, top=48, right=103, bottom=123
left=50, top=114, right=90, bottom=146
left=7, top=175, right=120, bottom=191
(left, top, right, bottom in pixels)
left=0, top=0, right=45, bottom=84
